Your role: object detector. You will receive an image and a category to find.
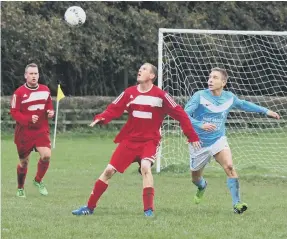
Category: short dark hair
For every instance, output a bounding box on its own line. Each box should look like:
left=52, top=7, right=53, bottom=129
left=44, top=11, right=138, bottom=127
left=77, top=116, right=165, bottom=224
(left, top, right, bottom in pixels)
left=211, top=67, right=228, bottom=82
left=25, top=63, right=38, bottom=72
left=145, top=63, right=157, bottom=82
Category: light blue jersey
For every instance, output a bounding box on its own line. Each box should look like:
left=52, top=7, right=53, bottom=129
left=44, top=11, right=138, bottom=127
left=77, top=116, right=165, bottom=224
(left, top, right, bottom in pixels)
left=185, top=89, right=268, bottom=147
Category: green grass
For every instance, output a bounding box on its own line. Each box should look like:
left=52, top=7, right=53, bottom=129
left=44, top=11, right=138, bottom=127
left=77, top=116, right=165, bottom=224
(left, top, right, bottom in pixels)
left=2, top=133, right=287, bottom=239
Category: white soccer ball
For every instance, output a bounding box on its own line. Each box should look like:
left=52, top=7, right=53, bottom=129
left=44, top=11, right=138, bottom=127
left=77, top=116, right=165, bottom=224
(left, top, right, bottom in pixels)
left=64, top=6, right=86, bottom=26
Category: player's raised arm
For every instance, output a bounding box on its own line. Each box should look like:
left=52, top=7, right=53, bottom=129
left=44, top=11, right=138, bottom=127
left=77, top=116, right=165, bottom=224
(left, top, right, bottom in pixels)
left=10, top=93, right=31, bottom=125
left=90, top=91, right=130, bottom=127
left=233, top=94, right=280, bottom=119
left=163, top=93, right=200, bottom=145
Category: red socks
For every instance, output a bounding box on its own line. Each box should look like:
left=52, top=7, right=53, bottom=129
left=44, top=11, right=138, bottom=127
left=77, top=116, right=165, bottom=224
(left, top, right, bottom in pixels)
left=35, top=159, right=50, bottom=183
left=87, top=179, right=108, bottom=210
left=143, top=187, right=155, bottom=211
left=17, top=164, right=28, bottom=189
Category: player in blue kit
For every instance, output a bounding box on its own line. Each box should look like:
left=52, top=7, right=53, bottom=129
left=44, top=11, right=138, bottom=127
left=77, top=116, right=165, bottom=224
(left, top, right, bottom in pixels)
left=185, top=68, right=280, bottom=214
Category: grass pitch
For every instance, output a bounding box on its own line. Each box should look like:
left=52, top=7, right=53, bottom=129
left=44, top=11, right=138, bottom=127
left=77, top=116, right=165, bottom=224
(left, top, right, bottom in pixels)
left=1, top=133, right=287, bottom=239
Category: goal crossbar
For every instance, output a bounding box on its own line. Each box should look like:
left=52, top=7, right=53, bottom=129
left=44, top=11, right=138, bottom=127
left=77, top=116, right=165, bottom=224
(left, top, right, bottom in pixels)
left=159, top=28, right=287, bottom=36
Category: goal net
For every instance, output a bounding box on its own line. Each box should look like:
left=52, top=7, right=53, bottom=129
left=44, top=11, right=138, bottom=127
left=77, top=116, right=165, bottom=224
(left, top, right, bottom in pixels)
left=156, top=29, right=287, bottom=174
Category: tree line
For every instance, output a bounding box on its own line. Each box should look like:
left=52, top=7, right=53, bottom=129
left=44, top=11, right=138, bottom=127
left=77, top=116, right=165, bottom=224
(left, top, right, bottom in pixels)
left=2, top=1, right=287, bottom=96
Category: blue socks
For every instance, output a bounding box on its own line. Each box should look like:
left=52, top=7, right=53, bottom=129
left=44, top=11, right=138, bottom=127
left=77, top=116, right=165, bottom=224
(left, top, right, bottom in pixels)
left=227, top=178, right=240, bottom=206
left=193, top=177, right=206, bottom=190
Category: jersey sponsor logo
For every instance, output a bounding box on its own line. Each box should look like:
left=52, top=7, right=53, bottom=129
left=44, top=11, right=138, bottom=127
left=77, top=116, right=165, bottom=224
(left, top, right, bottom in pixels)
left=132, top=110, right=152, bottom=119
left=23, top=94, right=28, bottom=98
left=21, top=91, right=50, bottom=104
left=127, top=95, right=163, bottom=108
left=200, top=95, right=233, bottom=113
left=27, top=104, right=46, bottom=111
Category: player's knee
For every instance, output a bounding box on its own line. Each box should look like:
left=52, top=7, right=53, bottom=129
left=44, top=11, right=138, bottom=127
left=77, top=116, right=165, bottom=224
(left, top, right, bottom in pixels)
left=192, top=175, right=201, bottom=183
left=191, top=170, right=201, bottom=182
left=40, top=150, right=51, bottom=161
left=141, top=160, right=152, bottom=175
left=41, top=154, right=51, bottom=161
left=19, top=158, right=29, bottom=168
left=223, top=163, right=234, bottom=173
left=104, top=166, right=116, bottom=178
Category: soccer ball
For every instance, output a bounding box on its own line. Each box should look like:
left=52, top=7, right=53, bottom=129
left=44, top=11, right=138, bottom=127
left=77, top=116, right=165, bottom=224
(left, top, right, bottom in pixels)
left=64, top=6, right=86, bottom=26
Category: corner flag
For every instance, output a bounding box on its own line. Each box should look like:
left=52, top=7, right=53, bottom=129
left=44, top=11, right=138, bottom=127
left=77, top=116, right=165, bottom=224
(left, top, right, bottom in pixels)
left=53, top=84, right=65, bottom=149
left=57, top=84, right=65, bottom=101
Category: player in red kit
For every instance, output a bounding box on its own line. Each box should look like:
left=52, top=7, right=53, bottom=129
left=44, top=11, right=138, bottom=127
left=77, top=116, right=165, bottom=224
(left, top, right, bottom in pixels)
left=72, top=63, right=200, bottom=217
left=10, top=63, right=54, bottom=198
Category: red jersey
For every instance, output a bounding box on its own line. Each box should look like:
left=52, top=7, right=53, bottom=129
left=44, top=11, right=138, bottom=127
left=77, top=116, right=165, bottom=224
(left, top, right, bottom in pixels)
left=95, top=85, right=199, bottom=143
left=10, top=83, right=54, bottom=135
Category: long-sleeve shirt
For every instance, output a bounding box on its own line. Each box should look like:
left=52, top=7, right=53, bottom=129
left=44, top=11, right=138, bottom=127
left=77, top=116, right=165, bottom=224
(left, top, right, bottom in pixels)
left=95, top=85, right=199, bottom=143
left=10, top=83, right=54, bottom=138
left=184, top=89, right=268, bottom=147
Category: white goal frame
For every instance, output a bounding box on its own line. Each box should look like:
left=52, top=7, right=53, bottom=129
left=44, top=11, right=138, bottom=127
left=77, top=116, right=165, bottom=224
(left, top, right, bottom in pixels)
left=156, top=28, right=287, bottom=173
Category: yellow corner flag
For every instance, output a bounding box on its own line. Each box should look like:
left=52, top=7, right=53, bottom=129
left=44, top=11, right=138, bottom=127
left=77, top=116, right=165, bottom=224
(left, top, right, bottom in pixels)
left=57, top=84, right=65, bottom=101
left=53, top=84, right=65, bottom=149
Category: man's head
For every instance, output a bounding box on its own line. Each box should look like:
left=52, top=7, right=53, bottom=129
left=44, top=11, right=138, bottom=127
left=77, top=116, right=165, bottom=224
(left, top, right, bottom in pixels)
left=208, top=67, right=228, bottom=91
left=24, top=63, right=39, bottom=87
left=137, top=63, right=157, bottom=84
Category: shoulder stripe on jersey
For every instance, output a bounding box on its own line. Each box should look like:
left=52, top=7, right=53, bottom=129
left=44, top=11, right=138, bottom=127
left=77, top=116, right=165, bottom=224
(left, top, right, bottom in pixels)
left=11, top=94, right=17, bottom=108
left=113, top=92, right=124, bottom=104
left=165, top=93, right=177, bottom=108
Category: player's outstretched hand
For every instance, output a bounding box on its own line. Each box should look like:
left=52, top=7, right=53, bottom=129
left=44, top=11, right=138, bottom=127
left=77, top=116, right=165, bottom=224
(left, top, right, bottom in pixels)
left=47, top=110, right=55, bottom=118
left=32, top=115, right=39, bottom=123
left=267, top=110, right=280, bottom=120
left=202, top=123, right=217, bottom=131
left=89, top=118, right=105, bottom=127
left=192, top=141, right=201, bottom=150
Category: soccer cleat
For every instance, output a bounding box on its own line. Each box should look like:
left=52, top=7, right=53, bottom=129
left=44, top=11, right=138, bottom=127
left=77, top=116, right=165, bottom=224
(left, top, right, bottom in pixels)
left=194, top=183, right=207, bottom=204
left=33, top=179, right=48, bottom=196
left=233, top=202, right=248, bottom=214
left=144, top=209, right=154, bottom=217
left=16, top=188, right=26, bottom=198
left=72, top=206, right=94, bottom=216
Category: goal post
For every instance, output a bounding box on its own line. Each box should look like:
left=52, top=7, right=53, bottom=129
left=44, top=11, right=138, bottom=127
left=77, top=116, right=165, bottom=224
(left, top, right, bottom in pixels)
left=156, top=28, right=287, bottom=174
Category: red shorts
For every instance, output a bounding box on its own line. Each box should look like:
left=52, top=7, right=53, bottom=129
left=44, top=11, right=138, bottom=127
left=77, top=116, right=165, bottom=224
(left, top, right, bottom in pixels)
left=109, top=140, right=160, bottom=173
left=15, top=130, right=51, bottom=159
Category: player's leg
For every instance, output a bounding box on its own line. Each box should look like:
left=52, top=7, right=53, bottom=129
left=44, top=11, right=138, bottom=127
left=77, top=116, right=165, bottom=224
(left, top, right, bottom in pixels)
left=189, top=144, right=210, bottom=204
left=191, top=167, right=207, bottom=204
left=34, top=146, right=51, bottom=196
left=72, top=165, right=116, bottom=216
left=214, top=147, right=248, bottom=214
left=16, top=156, right=30, bottom=198
left=72, top=141, right=137, bottom=216
left=140, top=140, right=159, bottom=217
left=141, top=159, right=154, bottom=216
left=33, top=132, right=52, bottom=195
left=16, top=140, right=33, bottom=198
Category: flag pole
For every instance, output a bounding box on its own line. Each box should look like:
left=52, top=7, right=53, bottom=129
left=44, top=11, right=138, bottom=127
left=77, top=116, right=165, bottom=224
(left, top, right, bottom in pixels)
left=52, top=84, right=65, bottom=149
left=52, top=100, right=60, bottom=149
